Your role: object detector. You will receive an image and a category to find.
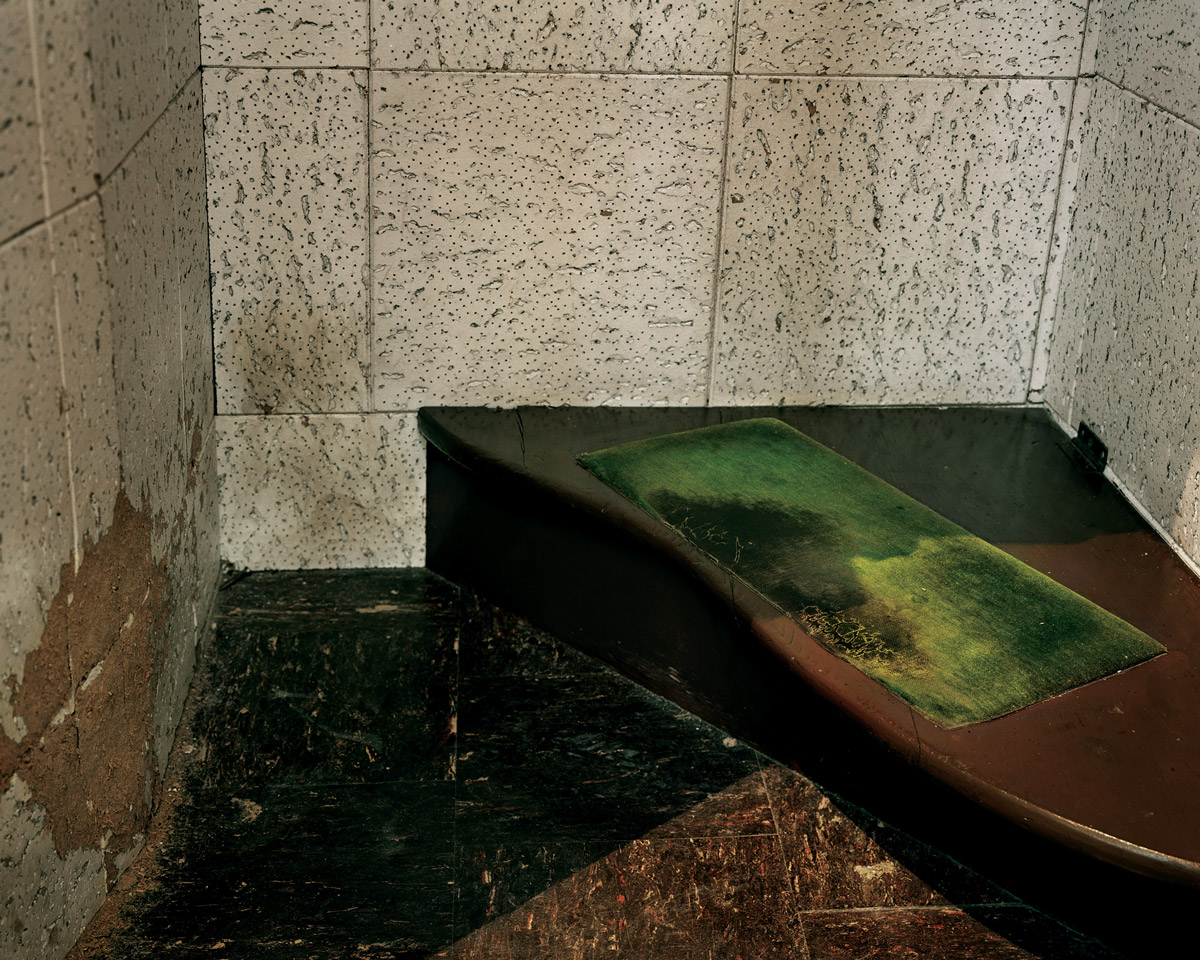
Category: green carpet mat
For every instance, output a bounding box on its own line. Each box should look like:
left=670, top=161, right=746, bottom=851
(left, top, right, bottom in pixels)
left=579, top=418, right=1164, bottom=727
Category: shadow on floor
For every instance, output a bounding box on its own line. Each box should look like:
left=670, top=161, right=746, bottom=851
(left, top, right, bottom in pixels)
left=68, top=570, right=1151, bottom=959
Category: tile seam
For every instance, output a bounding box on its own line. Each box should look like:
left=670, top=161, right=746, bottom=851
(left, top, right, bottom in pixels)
left=366, top=1, right=376, bottom=415
left=1026, top=79, right=1080, bottom=402
left=756, top=758, right=814, bottom=959
left=25, top=0, right=82, bottom=568
left=705, top=73, right=735, bottom=406
left=1094, top=73, right=1200, bottom=133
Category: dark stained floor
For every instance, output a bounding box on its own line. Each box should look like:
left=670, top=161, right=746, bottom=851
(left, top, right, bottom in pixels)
left=71, top=570, right=1137, bottom=959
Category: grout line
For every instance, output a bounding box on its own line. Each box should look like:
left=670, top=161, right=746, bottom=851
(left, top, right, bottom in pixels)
left=215, top=399, right=1051, bottom=417
left=756, top=757, right=814, bottom=960
left=203, top=62, right=372, bottom=71
left=241, top=64, right=1086, bottom=81
left=25, top=0, right=81, bottom=569
left=43, top=221, right=81, bottom=573
left=197, top=0, right=218, bottom=422
left=364, top=13, right=376, bottom=414
left=1077, top=0, right=1095, bottom=78
left=798, top=904, right=1024, bottom=916
left=98, top=67, right=205, bottom=193
left=1094, top=73, right=1200, bottom=132
left=449, top=570, right=461, bottom=936
left=200, top=71, right=220, bottom=421
left=705, top=74, right=735, bottom=406
left=24, top=0, right=52, bottom=223
left=1025, top=78, right=1080, bottom=402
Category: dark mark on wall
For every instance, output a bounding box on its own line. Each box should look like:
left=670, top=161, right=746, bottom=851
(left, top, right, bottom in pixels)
left=3, top=490, right=167, bottom=883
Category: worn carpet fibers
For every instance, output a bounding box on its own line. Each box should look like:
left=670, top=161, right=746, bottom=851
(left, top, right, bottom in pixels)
left=579, top=418, right=1163, bottom=727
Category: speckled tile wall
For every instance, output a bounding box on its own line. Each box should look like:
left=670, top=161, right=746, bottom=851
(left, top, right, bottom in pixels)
left=712, top=77, right=1070, bottom=406
left=735, top=0, right=1086, bottom=77
left=2, top=4, right=219, bottom=958
left=205, top=68, right=370, bottom=415
left=217, top=413, right=425, bottom=569
left=202, top=0, right=1100, bottom=568
left=1046, top=76, right=1200, bottom=566
left=371, top=72, right=725, bottom=408
left=1091, top=0, right=1200, bottom=128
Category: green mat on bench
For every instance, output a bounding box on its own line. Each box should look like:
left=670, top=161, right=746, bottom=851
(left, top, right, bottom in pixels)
left=578, top=418, right=1164, bottom=727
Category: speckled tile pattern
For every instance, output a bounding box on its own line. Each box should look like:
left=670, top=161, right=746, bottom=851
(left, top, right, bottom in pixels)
left=0, top=0, right=44, bottom=242
left=152, top=422, right=220, bottom=780
left=1093, top=0, right=1200, bottom=128
left=372, top=0, right=735, bottom=72
left=1047, top=79, right=1200, bottom=565
left=89, top=0, right=198, bottom=177
left=201, top=0, right=368, bottom=66
left=0, top=226, right=72, bottom=739
left=216, top=413, right=425, bottom=569
left=30, top=0, right=99, bottom=214
left=190, top=571, right=460, bottom=787
left=48, top=198, right=119, bottom=551
left=371, top=72, right=724, bottom=407
left=170, top=77, right=215, bottom=434
left=735, top=0, right=1087, bottom=77
left=1028, top=79, right=1090, bottom=403
left=103, top=78, right=210, bottom=557
left=206, top=68, right=370, bottom=415
left=712, top=77, right=1070, bottom=406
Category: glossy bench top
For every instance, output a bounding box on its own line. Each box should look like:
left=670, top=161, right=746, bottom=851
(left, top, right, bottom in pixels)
left=419, top=405, right=1200, bottom=885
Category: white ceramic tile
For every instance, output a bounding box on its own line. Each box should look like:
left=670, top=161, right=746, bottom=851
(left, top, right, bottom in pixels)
left=371, top=72, right=725, bottom=407
left=201, top=0, right=368, bottom=66
left=89, top=0, right=198, bottom=177
left=206, top=68, right=369, bottom=415
left=0, top=227, right=72, bottom=743
left=1047, top=79, right=1200, bottom=561
left=735, top=0, right=1087, bottom=77
left=48, top=198, right=119, bottom=551
left=1093, top=0, right=1200, bottom=127
left=217, top=414, right=425, bottom=569
left=31, top=0, right=98, bottom=213
left=372, top=0, right=734, bottom=72
left=1, top=0, right=44, bottom=241
left=713, top=78, right=1070, bottom=406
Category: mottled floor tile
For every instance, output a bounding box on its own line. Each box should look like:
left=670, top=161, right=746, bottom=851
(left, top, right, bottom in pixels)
left=219, top=568, right=460, bottom=617
left=97, top=781, right=455, bottom=959
left=457, top=592, right=606, bottom=679
left=441, top=836, right=804, bottom=959
left=72, top=571, right=1134, bottom=960
left=455, top=672, right=765, bottom=845
left=196, top=571, right=459, bottom=786
left=763, top=765, right=1012, bottom=910
left=802, top=906, right=1124, bottom=960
